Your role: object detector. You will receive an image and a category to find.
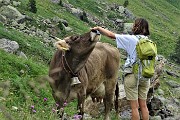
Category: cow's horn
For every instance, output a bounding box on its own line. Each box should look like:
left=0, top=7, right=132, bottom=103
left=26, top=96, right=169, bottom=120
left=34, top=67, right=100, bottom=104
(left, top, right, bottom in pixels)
left=54, top=37, right=62, bottom=41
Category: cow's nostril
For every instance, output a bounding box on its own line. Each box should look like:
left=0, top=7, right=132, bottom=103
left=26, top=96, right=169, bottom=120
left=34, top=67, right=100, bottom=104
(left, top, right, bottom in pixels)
left=96, top=30, right=101, bottom=35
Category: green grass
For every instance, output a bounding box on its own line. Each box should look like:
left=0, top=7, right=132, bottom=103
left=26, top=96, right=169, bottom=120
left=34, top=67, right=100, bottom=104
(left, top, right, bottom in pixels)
left=0, top=50, right=54, bottom=119
left=165, top=0, right=180, bottom=9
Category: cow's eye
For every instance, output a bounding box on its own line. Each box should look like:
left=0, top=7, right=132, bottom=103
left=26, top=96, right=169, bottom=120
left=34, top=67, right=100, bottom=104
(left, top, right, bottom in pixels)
left=70, top=36, right=80, bottom=42
left=73, top=36, right=79, bottom=40
left=66, top=40, right=70, bottom=44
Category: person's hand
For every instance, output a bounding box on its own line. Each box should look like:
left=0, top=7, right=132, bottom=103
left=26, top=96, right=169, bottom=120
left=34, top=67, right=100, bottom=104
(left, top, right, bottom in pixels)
left=91, top=26, right=115, bottom=39
left=90, top=26, right=99, bottom=31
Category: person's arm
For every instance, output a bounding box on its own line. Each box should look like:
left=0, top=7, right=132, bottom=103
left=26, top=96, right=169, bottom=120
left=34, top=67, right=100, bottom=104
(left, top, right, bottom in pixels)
left=91, top=26, right=116, bottom=39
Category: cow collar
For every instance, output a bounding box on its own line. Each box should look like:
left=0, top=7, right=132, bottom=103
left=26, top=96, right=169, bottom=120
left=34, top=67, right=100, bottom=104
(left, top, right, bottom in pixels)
left=61, top=51, right=78, bottom=77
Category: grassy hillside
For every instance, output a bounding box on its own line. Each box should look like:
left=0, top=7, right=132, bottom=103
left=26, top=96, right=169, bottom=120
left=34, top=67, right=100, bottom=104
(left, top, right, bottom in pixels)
left=126, top=0, right=180, bottom=57
left=17, top=0, right=180, bottom=57
left=165, top=0, right=180, bottom=9
left=67, top=0, right=180, bottom=57
left=0, top=0, right=179, bottom=119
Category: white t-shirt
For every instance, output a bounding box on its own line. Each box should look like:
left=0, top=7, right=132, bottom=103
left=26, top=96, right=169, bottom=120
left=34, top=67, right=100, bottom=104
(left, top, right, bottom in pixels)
left=115, top=34, right=148, bottom=67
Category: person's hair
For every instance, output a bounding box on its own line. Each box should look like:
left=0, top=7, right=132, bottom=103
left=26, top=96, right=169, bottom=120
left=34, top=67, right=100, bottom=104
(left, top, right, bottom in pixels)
left=132, top=18, right=150, bottom=36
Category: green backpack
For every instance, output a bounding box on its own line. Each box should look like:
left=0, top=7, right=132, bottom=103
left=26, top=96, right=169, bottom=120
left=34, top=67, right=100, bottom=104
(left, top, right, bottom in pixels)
left=133, top=38, right=157, bottom=78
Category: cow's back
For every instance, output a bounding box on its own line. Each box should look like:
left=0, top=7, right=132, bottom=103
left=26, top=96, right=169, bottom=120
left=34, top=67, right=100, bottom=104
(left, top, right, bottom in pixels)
left=81, top=42, right=120, bottom=96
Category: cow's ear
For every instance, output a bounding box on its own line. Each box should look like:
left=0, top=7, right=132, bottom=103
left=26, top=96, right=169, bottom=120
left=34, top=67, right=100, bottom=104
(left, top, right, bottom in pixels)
left=54, top=40, right=70, bottom=51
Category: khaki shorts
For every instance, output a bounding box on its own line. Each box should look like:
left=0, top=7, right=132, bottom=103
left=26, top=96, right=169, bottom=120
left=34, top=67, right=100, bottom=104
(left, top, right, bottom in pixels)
left=124, top=73, right=150, bottom=100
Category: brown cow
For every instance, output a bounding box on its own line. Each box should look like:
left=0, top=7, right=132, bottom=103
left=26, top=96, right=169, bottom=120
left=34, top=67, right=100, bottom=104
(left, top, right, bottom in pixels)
left=49, top=30, right=120, bottom=120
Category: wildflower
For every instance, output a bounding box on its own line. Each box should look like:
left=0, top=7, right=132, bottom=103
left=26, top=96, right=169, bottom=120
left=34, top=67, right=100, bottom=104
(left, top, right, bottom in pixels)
left=56, top=103, right=59, bottom=107
left=63, top=101, right=67, bottom=106
left=12, top=106, right=18, bottom=111
left=43, top=98, right=48, bottom=102
left=73, top=114, right=82, bottom=120
left=31, top=105, right=34, bottom=109
left=52, top=108, right=56, bottom=113
left=77, top=115, right=82, bottom=119
left=32, top=109, right=36, bottom=113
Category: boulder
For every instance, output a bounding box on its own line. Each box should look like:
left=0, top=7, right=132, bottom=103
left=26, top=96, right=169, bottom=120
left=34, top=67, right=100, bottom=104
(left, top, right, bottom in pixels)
left=0, top=38, right=19, bottom=53
left=0, top=0, right=10, bottom=6
left=123, top=23, right=133, bottom=34
left=0, top=5, right=25, bottom=20
left=0, top=14, right=6, bottom=23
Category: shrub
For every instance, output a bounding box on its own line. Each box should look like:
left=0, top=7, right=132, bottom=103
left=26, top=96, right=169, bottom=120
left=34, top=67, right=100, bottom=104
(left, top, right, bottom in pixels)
left=123, top=0, right=129, bottom=8
left=58, top=21, right=66, bottom=36
left=28, top=0, right=37, bottom=13
left=59, top=0, right=63, bottom=6
left=80, top=11, right=89, bottom=23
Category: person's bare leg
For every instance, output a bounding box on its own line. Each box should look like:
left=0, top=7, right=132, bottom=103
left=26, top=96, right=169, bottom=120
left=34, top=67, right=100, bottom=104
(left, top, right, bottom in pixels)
left=138, top=98, right=149, bottom=120
left=130, top=100, right=140, bottom=120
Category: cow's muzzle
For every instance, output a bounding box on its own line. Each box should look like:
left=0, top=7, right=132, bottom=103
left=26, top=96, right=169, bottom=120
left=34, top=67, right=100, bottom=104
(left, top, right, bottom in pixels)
left=90, top=30, right=101, bottom=42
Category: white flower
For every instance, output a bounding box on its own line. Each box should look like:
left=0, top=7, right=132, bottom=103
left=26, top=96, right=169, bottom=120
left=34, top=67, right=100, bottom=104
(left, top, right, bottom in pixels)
left=12, top=106, right=18, bottom=111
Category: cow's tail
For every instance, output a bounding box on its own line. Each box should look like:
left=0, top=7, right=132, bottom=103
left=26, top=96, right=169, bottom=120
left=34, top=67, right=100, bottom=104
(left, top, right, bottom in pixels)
left=115, top=81, right=119, bottom=113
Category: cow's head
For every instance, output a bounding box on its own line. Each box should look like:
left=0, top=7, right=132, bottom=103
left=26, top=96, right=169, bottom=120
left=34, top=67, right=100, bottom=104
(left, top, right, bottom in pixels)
left=53, top=30, right=101, bottom=73
left=54, top=30, right=101, bottom=55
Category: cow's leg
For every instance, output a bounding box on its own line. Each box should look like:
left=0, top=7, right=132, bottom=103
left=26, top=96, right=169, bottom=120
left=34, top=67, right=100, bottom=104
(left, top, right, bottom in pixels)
left=77, top=87, right=86, bottom=120
left=76, top=71, right=88, bottom=120
left=114, top=82, right=119, bottom=114
left=104, top=79, right=117, bottom=120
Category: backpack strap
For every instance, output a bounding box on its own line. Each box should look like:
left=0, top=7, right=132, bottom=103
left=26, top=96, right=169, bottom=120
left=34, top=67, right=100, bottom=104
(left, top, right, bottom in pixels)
left=134, top=35, right=142, bottom=81
left=137, top=59, right=142, bottom=81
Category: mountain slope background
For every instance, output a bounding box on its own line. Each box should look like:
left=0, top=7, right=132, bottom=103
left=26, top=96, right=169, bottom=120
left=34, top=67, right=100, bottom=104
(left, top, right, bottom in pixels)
left=67, top=0, right=180, bottom=57
left=0, top=0, right=179, bottom=119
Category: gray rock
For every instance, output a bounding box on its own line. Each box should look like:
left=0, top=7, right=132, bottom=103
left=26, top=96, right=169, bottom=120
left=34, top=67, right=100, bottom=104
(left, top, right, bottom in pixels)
left=51, top=0, right=60, bottom=4
left=17, top=51, right=27, bottom=59
left=123, top=23, right=133, bottom=34
left=12, top=1, right=21, bottom=7
left=19, top=23, right=26, bottom=30
left=156, top=95, right=166, bottom=104
left=150, top=116, right=162, bottom=120
left=157, top=89, right=164, bottom=96
left=11, top=20, right=19, bottom=27
left=172, top=87, right=180, bottom=99
left=0, top=14, right=6, bottom=23
left=166, top=81, right=180, bottom=88
left=124, top=8, right=135, bottom=20
left=64, top=26, right=72, bottom=32
left=71, top=7, right=83, bottom=18
left=0, top=38, right=19, bottom=53
left=0, top=0, right=10, bottom=6
left=118, top=6, right=125, bottom=15
left=0, top=5, right=25, bottom=20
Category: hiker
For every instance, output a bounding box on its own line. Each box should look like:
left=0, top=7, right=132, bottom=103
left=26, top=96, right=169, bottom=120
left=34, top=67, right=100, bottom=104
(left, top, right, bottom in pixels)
left=91, top=18, right=150, bottom=120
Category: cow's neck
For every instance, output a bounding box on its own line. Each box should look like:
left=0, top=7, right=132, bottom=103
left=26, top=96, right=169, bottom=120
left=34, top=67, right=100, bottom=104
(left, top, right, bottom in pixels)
left=62, top=51, right=91, bottom=76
